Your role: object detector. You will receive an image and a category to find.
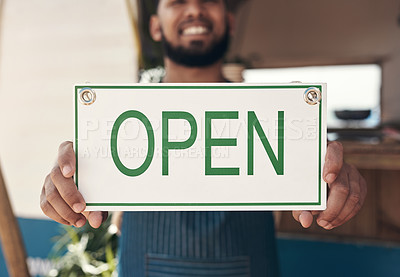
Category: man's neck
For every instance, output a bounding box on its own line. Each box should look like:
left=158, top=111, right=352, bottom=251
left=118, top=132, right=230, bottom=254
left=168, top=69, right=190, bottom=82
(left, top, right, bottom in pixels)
left=162, top=58, right=226, bottom=83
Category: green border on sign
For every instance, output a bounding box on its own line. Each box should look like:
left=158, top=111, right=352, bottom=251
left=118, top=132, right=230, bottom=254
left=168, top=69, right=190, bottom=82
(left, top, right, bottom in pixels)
left=75, top=85, right=324, bottom=207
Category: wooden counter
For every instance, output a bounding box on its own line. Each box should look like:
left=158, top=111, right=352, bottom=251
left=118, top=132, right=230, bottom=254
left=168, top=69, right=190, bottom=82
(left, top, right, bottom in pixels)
left=341, top=141, right=400, bottom=170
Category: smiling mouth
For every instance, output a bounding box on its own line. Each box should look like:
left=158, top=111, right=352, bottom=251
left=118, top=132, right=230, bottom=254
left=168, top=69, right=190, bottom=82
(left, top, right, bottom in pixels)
left=181, top=26, right=210, bottom=36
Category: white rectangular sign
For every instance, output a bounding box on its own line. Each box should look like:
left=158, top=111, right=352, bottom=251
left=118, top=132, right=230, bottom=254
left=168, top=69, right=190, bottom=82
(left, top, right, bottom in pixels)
left=75, top=83, right=327, bottom=211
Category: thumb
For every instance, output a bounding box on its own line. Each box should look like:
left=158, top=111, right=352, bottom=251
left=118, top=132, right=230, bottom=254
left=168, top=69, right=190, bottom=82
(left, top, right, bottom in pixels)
left=323, top=141, right=343, bottom=184
left=58, top=141, right=76, bottom=178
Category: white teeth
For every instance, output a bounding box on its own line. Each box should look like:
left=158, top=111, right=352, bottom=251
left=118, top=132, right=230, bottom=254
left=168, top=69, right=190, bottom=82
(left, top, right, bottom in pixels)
left=182, top=26, right=208, bottom=35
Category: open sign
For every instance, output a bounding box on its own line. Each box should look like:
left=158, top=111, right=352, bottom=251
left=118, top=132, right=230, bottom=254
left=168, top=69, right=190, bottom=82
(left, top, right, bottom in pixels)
left=75, top=84, right=327, bottom=211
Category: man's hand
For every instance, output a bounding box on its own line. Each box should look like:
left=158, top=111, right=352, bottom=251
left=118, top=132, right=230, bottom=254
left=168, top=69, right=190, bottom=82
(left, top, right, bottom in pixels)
left=292, top=141, right=367, bottom=230
left=40, top=141, right=108, bottom=228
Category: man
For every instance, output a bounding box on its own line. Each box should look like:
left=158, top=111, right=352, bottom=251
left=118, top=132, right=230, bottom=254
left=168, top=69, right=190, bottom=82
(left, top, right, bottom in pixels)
left=40, top=0, right=367, bottom=276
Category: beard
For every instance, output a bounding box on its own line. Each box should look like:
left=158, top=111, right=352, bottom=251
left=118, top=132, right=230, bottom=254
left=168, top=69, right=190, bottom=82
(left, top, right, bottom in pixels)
left=161, top=25, right=230, bottom=67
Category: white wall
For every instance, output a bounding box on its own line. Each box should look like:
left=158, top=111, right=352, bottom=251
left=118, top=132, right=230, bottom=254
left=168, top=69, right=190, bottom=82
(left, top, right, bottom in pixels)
left=0, top=0, right=138, bottom=218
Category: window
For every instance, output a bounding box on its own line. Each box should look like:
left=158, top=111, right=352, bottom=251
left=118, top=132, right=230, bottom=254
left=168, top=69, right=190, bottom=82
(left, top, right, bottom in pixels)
left=243, top=64, right=382, bottom=129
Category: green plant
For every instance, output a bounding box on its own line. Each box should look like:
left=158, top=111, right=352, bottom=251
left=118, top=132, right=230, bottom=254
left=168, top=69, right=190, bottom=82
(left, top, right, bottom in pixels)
left=47, top=217, right=118, bottom=277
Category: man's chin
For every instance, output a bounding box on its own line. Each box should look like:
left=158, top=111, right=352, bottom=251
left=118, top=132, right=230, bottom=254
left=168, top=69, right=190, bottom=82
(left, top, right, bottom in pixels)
left=161, top=30, right=229, bottom=67
left=184, top=39, right=209, bottom=51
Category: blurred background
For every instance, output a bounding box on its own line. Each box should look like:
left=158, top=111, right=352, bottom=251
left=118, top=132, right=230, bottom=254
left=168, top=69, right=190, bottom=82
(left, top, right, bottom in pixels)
left=0, top=0, right=400, bottom=276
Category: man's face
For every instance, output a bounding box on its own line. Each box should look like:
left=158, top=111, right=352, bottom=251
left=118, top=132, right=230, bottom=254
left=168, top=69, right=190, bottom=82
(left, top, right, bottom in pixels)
left=150, top=0, right=232, bottom=67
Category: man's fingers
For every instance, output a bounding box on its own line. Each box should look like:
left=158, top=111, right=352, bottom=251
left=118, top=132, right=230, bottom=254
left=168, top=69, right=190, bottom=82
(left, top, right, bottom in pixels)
left=83, top=211, right=108, bottom=229
left=317, top=166, right=349, bottom=229
left=58, top=141, right=76, bottom=178
left=44, top=175, right=86, bottom=227
left=292, top=211, right=301, bottom=222
left=323, top=141, right=343, bottom=184
left=342, top=170, right=368, bottom=224
left=40, top=186, right=71, bottom=225
left=50, top=166, right=86, bottom=213
left=292, top=211, right=314, bottom=228
left=328, top=164, right=361, bottom=228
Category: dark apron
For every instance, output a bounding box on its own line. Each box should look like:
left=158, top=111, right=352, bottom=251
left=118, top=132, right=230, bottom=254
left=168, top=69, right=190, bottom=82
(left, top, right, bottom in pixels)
left=118, top=211, right=280, bottom=277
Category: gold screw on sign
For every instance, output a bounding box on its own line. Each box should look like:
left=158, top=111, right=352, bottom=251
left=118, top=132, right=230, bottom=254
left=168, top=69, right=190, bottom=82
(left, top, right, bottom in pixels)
left=304, top=87, right=321, bottom=105
left=79, top=88, right=96, bottom=105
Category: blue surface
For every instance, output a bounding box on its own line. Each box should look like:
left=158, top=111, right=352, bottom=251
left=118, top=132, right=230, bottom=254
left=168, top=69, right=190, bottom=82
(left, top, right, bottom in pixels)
left=0, top=218, right=62, bottom=277
left=1, top=218, right=400, bottom=276
left=18, top=218, right=61, bottom=258
left=277, top=237, right=400, bottom=277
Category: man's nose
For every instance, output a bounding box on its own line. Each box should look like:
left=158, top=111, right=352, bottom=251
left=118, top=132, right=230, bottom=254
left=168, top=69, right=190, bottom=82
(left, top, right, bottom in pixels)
left=184, top=1, right=206, bottom=18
